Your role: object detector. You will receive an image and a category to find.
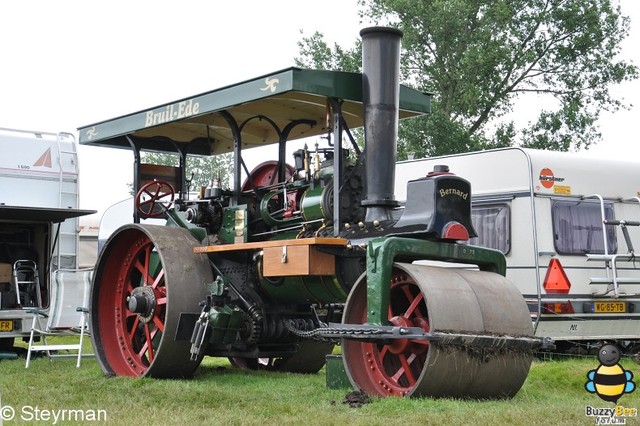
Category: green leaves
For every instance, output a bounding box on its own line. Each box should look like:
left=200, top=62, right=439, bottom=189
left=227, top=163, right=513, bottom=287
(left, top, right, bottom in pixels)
left=294, top=31, right=362, bottom=73
left=297, top=0, right=637, bottom=156
left=141, top=152, right=233, bottom=193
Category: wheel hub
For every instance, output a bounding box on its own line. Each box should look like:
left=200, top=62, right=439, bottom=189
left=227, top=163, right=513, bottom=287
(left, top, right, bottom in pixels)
left=128, top=286, right=156, bottom=323
left=387, top=316, right=412, bottom=355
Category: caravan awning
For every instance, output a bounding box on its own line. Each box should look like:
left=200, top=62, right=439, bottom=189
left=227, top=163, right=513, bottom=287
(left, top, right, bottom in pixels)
left=77, top=67, right=432, bottom=155
left=0, top=206, right=96, bottom=223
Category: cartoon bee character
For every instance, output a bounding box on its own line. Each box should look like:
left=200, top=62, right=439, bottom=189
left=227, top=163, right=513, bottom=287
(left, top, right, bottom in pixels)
left=585, top=344, right=635, bottom=403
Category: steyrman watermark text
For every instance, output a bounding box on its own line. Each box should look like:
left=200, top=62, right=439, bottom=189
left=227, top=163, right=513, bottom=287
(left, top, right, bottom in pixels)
left=0, top=403, right=106, bottom=424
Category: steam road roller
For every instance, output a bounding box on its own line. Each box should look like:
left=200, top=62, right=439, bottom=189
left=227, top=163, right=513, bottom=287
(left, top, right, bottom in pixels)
left=79, top=27, right=546, bottom=398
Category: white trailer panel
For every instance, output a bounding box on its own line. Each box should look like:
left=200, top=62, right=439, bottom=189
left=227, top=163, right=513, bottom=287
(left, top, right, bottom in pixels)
left=396, top=147, right=640, bottom=352
left=0, top=128, right=94, bottom=343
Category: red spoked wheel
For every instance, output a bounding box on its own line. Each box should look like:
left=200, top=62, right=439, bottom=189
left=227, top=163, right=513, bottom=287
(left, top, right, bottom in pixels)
left=135, top=180, right=175, bottom=218
left=91, top=224, right=212, bottom=377
left=342, top=268, right=430, bottom=397
left=343, top=263, right=534, bottom=399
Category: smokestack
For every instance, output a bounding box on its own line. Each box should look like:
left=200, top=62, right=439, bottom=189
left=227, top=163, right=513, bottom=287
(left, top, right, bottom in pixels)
left=360, top=26, right=403, bottom=222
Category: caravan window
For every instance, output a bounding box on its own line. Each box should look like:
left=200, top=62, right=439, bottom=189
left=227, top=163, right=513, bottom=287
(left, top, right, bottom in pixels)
left=552, top=200, right=617, bottom=255
left=470, top=203, right=510, bottom=254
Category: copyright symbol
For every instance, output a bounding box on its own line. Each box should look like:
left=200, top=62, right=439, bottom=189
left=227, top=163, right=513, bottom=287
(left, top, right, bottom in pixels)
left=0, top=404, right=15, bottom=421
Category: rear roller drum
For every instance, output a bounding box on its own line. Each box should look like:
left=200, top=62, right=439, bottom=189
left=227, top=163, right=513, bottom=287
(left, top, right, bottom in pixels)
left=342, top=263, right=534, bottom=398
left=91, top=224, right=213, bottom=378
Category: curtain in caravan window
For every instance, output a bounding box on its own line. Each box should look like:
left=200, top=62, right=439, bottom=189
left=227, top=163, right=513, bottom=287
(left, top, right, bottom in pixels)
left=470, top=204, right=510, bottom=254
left=551, top=200, right=617, bottom=255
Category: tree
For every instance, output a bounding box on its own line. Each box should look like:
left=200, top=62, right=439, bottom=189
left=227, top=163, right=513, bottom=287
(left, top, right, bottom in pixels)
left=295, top=0, right=637, bottom=159
left=140, top=152, right=233, bottom=194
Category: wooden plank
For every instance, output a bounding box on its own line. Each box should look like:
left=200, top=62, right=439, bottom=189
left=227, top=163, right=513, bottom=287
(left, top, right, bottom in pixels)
left=192, top=237, right=348, bottom=254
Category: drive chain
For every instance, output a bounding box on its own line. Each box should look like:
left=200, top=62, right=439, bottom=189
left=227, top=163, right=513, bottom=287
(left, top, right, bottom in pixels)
left=283, top=319, right=387, bottom=343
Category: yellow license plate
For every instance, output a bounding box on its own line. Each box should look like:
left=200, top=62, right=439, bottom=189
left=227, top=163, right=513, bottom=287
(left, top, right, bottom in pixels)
left=594, top=302, right=626, bottom=313
left=0, top=320, right=13, bottom=332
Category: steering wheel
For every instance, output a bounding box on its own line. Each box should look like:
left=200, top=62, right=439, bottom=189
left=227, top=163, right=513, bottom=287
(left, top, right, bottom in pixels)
left=135, top=180, right=175, bottom=218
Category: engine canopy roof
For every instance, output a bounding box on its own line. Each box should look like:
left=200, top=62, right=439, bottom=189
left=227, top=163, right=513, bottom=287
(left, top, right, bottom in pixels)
left=78, top=67, right=432, bottom=155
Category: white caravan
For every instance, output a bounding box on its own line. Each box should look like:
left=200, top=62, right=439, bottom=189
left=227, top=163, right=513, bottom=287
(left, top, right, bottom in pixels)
left=396, top=147, right=640, bottom=354
left=0, top=127, right=94, bottom=349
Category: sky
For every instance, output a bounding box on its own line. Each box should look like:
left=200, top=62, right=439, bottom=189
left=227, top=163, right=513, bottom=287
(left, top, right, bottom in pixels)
left=0, top=1, right=638, bottom=225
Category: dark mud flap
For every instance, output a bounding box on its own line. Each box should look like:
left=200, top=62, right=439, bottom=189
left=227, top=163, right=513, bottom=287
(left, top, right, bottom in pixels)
left=326, top=354, right=352, bottom=390
left=175, top=313, right=200, bottom=341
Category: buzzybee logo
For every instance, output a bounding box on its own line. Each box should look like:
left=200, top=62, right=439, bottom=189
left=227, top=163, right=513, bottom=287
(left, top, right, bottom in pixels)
left=585, top=344, right=635, bottom=403
left=584, top=344, right=638, bottom=424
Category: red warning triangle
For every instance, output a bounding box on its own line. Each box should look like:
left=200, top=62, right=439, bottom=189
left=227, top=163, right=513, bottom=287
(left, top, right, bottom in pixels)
left=33, top=148, right=52, bottom=168
left=543, top=258, right=571, bottom=294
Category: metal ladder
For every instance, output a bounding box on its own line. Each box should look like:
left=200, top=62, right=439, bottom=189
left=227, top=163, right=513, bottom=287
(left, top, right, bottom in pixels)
left=12, top=260, right=43, bottom=308
left=585, top=195, right=640, bottom=296
left=55, top=132, right=80, bottom=269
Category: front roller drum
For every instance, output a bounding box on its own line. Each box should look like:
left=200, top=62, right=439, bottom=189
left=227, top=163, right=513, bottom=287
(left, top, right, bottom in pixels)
left=90, top=224, right=213, bottom=378
left=342, top=263, right=534, bottom=398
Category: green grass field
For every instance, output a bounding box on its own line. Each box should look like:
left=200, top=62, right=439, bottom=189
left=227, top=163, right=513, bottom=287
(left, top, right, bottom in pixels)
left=1, top=341, right=639, bottom=425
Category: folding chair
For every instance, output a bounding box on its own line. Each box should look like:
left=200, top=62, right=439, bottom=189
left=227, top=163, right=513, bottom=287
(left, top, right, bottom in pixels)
left=25, top=268, right=93, bottom=368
